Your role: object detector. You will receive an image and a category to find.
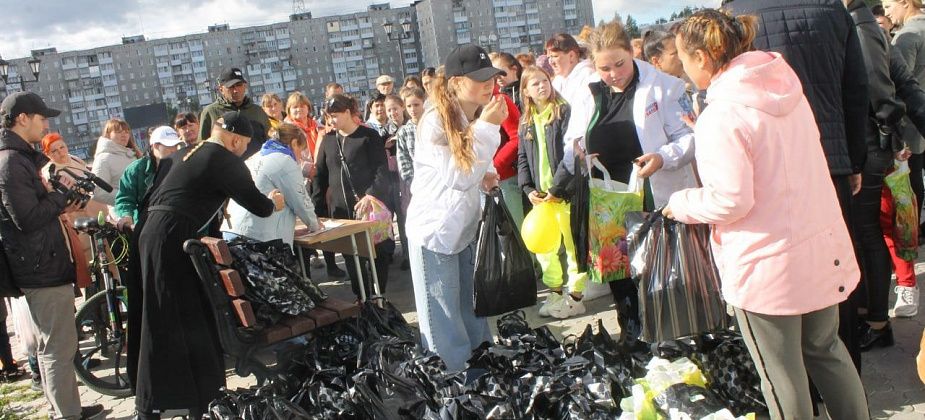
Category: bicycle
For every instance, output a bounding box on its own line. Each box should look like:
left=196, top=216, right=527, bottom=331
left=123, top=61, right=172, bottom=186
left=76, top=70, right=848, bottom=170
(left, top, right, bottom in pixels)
left=72, top=213, right=132, bottom=397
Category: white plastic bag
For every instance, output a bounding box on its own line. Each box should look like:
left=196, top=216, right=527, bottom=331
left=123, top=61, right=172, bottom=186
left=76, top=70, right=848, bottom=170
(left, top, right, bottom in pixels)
left=10, top=296, right=37, bottom=355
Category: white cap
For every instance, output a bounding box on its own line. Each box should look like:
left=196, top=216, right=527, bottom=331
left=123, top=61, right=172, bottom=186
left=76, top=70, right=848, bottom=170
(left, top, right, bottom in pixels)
left=376, top=75, right=394, bottom=85
left=149, top=126, right=184, bottom=147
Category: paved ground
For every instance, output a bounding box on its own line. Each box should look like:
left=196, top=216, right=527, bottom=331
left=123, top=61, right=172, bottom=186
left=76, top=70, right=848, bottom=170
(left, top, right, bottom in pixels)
left=4, top=253, right=925, bottom=419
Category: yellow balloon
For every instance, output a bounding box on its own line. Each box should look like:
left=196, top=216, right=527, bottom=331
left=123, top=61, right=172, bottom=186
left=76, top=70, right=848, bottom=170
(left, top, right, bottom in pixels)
left=521, top=202, right=561, bottom=254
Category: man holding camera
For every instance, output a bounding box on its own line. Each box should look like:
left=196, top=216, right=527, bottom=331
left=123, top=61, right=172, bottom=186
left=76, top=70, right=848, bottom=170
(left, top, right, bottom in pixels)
left=0, top=92, right=103, bottom=419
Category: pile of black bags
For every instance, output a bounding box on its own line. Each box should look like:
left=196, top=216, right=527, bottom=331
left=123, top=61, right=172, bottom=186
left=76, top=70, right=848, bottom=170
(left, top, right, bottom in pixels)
left=208, top=305, right=765, bottom=419
left=228, top=238, right=328, bottom=325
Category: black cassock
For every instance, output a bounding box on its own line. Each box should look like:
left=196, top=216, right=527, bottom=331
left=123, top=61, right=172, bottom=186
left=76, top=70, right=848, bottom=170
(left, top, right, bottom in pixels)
left=134, top=142, right=273, bottom=412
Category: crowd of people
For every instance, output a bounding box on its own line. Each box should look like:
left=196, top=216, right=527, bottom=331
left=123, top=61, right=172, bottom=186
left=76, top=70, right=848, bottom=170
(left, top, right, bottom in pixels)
left=3, top=0, right=925, bottom=418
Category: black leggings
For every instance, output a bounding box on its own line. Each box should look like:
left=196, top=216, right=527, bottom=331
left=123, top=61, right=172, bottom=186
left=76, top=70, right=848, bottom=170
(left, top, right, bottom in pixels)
left=609, top=279, right=641, bottom=342
left=852, top=161, right=892, bottom=322
left=832, top=175, right=861, bottom=372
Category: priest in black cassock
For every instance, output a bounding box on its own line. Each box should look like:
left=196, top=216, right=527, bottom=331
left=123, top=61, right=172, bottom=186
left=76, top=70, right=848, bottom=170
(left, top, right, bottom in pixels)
left=133, top=111, right=285, bottom=419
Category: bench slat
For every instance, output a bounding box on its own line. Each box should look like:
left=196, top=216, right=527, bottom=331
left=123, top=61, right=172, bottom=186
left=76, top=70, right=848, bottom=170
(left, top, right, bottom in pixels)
left=219, top=269, right=246, bottom=297
left=281, top=316, right=316, bottom=336
left=306, top=307, right=339, bottom=328
left=318, top=299, right=361, bottom=320
left=261, top=325, right=293, bottom=345
left=202, top=237, right=234, bottom=266
left=231, top=299, right=258, bottom=327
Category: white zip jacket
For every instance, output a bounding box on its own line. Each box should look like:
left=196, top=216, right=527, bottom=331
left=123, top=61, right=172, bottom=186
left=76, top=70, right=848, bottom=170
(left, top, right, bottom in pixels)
left=554, top=59, right=600, bottom=165
left=406, top=108, right=501, bottom=255
left=564, top=59, right=698, bottom=206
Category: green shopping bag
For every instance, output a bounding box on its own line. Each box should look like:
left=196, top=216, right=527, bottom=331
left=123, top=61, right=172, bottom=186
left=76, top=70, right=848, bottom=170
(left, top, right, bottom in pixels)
left=885, top=160, right=919, bottom=261
left=587, top=157, right=644, bottom=283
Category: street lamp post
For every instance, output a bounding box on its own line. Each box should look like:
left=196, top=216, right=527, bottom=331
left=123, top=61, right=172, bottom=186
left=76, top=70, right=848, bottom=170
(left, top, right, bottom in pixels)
left=383, top=20, right=412, bottom=80
left=478, top=33, right=499, bottom=53
left=0, top=54, right=42, bottom=92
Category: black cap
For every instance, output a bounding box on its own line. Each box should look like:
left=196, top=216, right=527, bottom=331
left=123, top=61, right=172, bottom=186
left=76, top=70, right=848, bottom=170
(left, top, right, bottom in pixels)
left=0, top=92, right=61, bottom=120
left=444, top=44, right=506, bottom=82
left=218, top=67, right=247, bottom=88
left=219, top=111, right=253, bottom=138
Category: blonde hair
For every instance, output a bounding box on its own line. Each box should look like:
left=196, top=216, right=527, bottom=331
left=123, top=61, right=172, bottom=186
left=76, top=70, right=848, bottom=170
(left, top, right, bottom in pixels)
left=260, top=93, right=282, bottom=109
left=101, top=118, right=142, bottom=158
left=285, top=91, right=314, bottom=118
left=431, top=67, right=476, bottom=173
left=269, top=122, right=307, bottom=148
left=519, top=66, right=563, bottom=142
left=676, top=9, right=758, bottom=73
left=588, top=19, right=634, bottom=60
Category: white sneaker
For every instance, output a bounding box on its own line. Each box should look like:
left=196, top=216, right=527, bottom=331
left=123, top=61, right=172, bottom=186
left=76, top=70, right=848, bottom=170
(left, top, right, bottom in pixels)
left=538, top=292, right=563, bottom=317
left=548, top=293, right=586, bottom=319
left=891, top=286, right=919, bottom=318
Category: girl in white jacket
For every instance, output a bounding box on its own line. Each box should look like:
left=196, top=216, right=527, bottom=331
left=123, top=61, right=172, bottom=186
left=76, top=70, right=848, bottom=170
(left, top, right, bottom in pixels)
left=405, top=44, right=508, bottom=371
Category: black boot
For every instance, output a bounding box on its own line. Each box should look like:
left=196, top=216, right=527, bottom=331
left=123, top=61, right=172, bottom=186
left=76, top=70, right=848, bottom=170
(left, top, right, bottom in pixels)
left=859, top=322, right=894, bottom=351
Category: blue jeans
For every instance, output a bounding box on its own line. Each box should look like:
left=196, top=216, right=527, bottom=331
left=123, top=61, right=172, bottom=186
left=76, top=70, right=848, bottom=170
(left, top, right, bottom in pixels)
left=408, top=238, right=491, bottom=371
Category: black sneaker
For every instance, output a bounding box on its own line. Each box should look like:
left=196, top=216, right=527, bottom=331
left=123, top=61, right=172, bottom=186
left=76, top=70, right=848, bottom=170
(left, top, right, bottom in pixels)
left=80, top=404, right=105, bottom=420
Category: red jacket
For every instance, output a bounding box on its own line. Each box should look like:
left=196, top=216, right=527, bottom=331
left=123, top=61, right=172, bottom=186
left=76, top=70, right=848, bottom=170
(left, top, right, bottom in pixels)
left=493, top=86, right=521, bottom=180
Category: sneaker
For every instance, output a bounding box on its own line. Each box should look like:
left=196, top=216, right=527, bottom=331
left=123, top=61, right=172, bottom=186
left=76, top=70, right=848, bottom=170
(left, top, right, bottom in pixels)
left=30, top=374, right=41, bottom=392
left=80, top=404, right=104, bottom=420
left=890, top=286, right=919, bottom=318
left=537, top=292, right=563, bottom=317
left=859, top=322, right=894, bottom=351
left=548, top=293, right=586, bottom=319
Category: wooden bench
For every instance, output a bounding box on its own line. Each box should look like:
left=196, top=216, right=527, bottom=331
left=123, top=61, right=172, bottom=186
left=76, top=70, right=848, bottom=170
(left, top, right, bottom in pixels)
left=184, top=237, right=360, bottom=383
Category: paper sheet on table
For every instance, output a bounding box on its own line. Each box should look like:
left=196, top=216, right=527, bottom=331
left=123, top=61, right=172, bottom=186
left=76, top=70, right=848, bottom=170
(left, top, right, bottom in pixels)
left=322, top=220, right=344, bottom=229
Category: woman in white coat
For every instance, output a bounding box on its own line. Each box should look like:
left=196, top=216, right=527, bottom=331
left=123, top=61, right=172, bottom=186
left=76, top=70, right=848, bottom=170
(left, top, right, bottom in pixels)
left=569, top=19, right=697, bottom=345
left=91, top=118, right=141, bottom=219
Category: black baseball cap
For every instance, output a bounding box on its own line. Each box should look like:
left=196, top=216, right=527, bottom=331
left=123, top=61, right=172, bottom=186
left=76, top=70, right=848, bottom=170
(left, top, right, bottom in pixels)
left=0, top=92, right=61, bottom=119
left=219, top=67, right=247, bottom=88
left=219, top=111, right=253, bottom=138
left=444, top=44, right=506, bottom=82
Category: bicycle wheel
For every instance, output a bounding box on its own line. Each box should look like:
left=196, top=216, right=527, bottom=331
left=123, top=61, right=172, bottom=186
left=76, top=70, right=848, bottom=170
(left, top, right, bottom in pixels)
left=74, top=286, right=132, bottom=398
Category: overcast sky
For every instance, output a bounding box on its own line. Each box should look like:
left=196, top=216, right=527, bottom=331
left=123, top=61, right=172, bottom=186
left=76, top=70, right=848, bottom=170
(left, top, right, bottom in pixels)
left=0, top=0, right=714, bottom=59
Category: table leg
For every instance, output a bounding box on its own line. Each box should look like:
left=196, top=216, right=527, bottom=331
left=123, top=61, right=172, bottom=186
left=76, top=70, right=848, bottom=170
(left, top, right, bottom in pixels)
left=296, top=245, right=309, bottom=282
left=364, top=230, right=381, bottom=297
left=349, top=233, right=366, bottom=302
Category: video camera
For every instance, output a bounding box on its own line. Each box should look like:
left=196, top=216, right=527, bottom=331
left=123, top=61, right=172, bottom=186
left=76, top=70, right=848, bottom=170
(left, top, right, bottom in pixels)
left=46, top=164, right=113, bottom=208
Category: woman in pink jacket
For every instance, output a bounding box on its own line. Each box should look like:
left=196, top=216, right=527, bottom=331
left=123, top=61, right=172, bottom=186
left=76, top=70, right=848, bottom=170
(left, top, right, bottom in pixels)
left=664, top=10, right=869, bottom=419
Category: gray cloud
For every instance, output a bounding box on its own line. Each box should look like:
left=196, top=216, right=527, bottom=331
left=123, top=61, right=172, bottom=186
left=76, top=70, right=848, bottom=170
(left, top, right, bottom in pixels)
left=0, top=0, right=706, bottom=59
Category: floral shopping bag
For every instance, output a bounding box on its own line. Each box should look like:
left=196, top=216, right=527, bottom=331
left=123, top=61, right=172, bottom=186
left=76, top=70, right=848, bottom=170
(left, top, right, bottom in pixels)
left=885, top=160, right=919, bottom=261
left=356, top=195, right=394, bottom=244
left=587, top=157, right=644, bottom=283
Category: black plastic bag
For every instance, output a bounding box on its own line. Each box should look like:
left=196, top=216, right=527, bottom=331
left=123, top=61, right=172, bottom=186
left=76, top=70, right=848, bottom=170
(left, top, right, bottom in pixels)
left=473, top=188, right=537, bottom=317
left=626, top=212, right=731, bottom=342
left=694, top=332, right=766, bottom=415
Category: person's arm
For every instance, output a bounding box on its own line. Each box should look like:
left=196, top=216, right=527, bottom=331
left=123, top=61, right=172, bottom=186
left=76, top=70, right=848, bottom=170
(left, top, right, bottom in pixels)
left=516, top=124, right=536, bottom=196
left=90, top=155, right=117, bottom=205
left=561, top=87, right=596, bottom=174
left=418, top=115, right=501, bottom=191
left=892, top=45, right=925, bottom=140
left=396, top=126, right=415, bottom=183
left=654, top=77, right=696, bottom=171
left=855, top=19, right=905, bottom=132
left=277, top=157, right=320, bottom=232
left=668, top=111, right=755, bottom=225
left=492, top=93, right=521, bottom=174
left=0, top=160, right=67, bottom=233
left=551, top=105, right=574, bottom=199
left=113, top=160, right=140, bottom=221
left=310, top=137, right=330, bottom=216
left=843, top=10, right=871, bottom=173
left=364, top=131, right=391, bottom=201
left=198, top=108, right=213, bottom=142
left=220, top=152, right=274, bottom=218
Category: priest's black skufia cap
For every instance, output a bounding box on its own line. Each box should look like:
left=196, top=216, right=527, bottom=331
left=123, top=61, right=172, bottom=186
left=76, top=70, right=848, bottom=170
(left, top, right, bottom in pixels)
left=219, top=111, right=253, bottom=138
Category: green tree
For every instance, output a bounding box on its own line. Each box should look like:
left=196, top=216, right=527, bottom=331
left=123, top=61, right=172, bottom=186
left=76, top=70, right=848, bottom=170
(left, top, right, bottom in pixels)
left=625, top=15, right=641, bottom=38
